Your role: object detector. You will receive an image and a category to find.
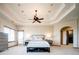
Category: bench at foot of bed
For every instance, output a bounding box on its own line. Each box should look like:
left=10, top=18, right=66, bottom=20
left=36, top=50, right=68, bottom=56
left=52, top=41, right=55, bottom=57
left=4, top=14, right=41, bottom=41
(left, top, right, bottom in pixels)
left=27, top=47, right=50, bottom=52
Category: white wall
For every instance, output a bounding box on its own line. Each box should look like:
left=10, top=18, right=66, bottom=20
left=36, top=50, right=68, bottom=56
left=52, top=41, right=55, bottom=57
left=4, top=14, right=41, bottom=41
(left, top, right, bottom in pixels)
left=0, top=13, right=18, bottom=47
left=18, top=25, right=53, bottom=41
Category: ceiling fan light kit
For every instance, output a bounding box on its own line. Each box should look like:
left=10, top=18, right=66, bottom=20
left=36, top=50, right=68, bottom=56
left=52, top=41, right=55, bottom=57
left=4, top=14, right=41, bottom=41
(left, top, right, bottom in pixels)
left=28, top=10, right=44, bottom=23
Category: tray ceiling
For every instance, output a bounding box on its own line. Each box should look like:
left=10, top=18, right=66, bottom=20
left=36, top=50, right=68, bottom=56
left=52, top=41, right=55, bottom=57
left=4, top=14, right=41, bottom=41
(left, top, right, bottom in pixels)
left=0, top=3, right=75, bottom=26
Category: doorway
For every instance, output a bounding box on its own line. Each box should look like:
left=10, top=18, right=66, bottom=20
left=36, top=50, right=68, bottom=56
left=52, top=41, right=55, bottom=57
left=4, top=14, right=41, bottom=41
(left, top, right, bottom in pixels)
left=66, top=30, right=73, bottom=45
left=61, top=26, right=73, bottom=47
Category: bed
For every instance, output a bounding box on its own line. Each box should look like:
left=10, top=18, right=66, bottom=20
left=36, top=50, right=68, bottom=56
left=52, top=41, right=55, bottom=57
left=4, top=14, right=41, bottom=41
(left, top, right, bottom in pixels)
left=26, top=35, right=50, bottom=52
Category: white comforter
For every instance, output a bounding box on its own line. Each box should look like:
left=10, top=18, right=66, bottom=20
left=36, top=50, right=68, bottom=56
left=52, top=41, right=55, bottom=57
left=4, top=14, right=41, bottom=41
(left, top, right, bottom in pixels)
left=27, top=40, right=50, bottom=47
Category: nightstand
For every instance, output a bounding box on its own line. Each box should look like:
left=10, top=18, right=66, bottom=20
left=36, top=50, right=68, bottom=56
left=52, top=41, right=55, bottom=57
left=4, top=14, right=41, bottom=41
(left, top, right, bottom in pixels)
left=25, top=40, right=30, bottom=46
left=45, top=40, right=53, bottom=46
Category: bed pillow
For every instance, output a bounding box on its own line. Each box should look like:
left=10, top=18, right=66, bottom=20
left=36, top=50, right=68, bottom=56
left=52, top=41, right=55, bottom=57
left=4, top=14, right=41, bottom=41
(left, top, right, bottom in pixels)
left=32, top=35, right=45, bottom=40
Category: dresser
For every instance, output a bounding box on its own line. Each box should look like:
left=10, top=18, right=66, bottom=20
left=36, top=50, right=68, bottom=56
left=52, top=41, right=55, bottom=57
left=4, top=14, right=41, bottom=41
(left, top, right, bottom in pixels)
left=0, top=32, right=8, bottom=52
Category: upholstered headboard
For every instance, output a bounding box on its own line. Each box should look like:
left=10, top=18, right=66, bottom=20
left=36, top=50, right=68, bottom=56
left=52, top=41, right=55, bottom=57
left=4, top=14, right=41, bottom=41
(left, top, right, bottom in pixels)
left=31, top=35, right=45, bottom=40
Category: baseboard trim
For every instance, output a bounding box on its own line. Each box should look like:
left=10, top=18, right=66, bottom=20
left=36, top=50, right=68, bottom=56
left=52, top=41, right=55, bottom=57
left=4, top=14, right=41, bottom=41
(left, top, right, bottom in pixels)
left=52, top=45, right=61, bottom=47
left=73, top=47, right=79, bottom=49
left=8, top=44, right=18, bottom=48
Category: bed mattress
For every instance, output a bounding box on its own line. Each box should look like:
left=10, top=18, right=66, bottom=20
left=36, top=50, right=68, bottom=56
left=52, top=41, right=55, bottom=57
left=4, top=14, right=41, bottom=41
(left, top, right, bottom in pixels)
left=27, top=40, right=50, bottom=47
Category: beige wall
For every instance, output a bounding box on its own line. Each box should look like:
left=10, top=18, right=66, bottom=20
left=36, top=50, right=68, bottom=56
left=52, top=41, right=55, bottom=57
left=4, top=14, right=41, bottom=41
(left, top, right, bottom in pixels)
left=0, top=13, right=18, bottom=47
left=53, top=17, right=77, bottom=46
left=53, top=4, right=79, bottom=47
left=18, top=25, right=53, bottom=41
left=77, top=18, right=79, bottom=47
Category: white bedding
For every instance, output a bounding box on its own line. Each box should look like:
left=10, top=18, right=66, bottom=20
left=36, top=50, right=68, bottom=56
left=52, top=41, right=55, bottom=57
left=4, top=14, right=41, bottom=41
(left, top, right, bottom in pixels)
left=27, top=40, right=50, bottom=47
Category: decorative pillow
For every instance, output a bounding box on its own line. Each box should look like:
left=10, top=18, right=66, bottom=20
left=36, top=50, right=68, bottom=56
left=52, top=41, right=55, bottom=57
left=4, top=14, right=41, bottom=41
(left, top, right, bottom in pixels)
left=31, top=35, right=45, bottom=40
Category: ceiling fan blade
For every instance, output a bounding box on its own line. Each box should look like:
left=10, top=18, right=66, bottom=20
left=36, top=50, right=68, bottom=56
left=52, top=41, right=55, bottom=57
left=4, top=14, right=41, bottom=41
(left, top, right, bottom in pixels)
left=33, top=20, right=36, bottom=23
left=28, top=10, right=44, bottom=23
left=37, top=20, right=41, bottom=23
left=39, top=18, right=44, bottom=20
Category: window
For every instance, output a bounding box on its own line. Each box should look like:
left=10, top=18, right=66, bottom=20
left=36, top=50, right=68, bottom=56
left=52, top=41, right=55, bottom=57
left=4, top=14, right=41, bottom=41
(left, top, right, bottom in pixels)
left=4, top=27, right=15, bottom=42
left=18, top=31, right=24, bottom=44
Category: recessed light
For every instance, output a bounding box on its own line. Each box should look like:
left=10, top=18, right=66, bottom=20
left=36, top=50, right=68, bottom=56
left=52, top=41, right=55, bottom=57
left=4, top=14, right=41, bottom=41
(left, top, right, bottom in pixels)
left=18, top=4, right=21, bottom=6
left=21, top=10, right=24, bottom=13
left=48, top=10, right=51, bottom=13
left=50, top=4, right=53, bottom=6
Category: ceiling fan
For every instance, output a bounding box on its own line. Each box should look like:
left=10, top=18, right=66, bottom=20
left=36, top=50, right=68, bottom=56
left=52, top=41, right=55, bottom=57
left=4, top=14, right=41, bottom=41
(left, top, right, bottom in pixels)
left=28, top=10, right=44, bottom=23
